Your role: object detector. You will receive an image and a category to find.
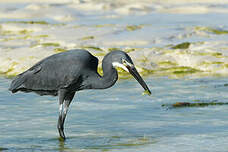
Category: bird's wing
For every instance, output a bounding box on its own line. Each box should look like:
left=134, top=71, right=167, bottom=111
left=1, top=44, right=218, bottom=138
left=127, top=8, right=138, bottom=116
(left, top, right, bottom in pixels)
left=10, top=49, right=97, bottom=92
left=9, top=66, right=41, bottom=92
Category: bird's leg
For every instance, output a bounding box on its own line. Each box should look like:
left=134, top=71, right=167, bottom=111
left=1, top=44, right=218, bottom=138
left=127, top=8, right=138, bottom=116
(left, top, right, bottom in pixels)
left=58, top=90, right=75, bottom=140
left=57, top=89, right=67, bottom=140
left=61, top=92, right=75, bottom=130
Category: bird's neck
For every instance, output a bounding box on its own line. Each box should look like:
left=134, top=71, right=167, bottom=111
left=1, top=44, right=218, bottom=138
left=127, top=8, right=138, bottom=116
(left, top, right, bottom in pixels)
left=88, top=61, right=118, bottom=89
left=95, top=66, right=118, bottom=89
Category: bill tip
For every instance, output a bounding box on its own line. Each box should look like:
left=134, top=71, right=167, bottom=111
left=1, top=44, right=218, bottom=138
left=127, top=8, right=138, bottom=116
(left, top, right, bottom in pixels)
left=142, top=90, right=151, bottom=96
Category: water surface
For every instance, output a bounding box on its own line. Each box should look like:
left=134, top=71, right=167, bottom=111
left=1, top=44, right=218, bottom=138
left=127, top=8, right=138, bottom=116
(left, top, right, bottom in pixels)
left=1, top=77, right=228, bottom=152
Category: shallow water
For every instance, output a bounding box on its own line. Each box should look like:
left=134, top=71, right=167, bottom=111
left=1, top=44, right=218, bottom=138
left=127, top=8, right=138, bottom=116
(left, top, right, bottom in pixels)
left=1, top=76, right=228, bottom=152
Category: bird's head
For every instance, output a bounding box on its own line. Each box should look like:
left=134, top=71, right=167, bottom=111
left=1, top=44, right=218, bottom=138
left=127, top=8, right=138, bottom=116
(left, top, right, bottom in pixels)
left=106, top=50, right=151, bottom=95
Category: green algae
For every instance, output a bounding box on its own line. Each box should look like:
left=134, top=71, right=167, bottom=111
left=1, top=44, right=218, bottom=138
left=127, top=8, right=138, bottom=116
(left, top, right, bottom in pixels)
left=41, top=42, right=60, bottom=47
left=108, top=47, right=136, bottom=53
left=210, top=29, right=228, bottom=35
left=160, top=66, right=200, bottom=75
left=54, top=48, right=67, bottom=53
left=88, top=136, right=155, bottom=151
left=138, top=56, right=149, bottom=64
left=7, top=20, right=49, bottom=25
left=211, top=52, right=223, bottom=58
left=97, top=67, right=103, bottom=76
left=31, top=42, right=61, bottom=48
left=140, top=68, right=154, bottom=76
left=0, top=147, right=8, bottom=151
left=1, top=34, right=48, bottom=42
left=81, top=46, right=104, bottom=51
left=34, top=35, right=48, bottom=38
left=3, top=35, right=31, bottom=41
left=18, top=29, right=32, bottom=34
left=172, top=42, right=191, bottom=49
left=193, top=51, right=224, bottom=58
left=108, top=48, right=120, bottom=52
left=224, top=84, right=228, bottom=87
left=162, top=101, right=228, bottom=108
left=172, top=67, right=200, bottom=74
left=136, top=66, right=205, bottom=78
left=111, top=136, right=121, bottom=139
left=94, top=24, right=115, bottom=28
left=195, top=26, right=228, bottom=35
left=108, top=48, right=136, bottom=53
left=211, top=61, right=224, bottom=65
left=94, top=52, right=106, bottom=57
left=169, top=48, right=225, bottom=58
left=5, top=21, right=65, bottom=26
left=124, top=48, right=136, bottom=53
left=126, top=25, right=142, bottom=31
left=200, top=61, right=225, bottom=67
left=80, top=36, right=95, bottom=40
left=1, top=61, right=20, bottom=77
left=97, top=66, right=133, bottom=79
left=112, top=137, right=154, bottom=147
left=158, top=61, right=177, bottom=66
left=0, top=29, right=33, bottom=36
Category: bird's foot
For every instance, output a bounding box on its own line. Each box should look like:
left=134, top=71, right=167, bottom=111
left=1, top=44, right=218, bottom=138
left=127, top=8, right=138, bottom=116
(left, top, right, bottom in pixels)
left=58, top=125, right=66, bottom=140
left=58, top=136, right=65, bottom=141
left=57, top=116, right=66, bottom=140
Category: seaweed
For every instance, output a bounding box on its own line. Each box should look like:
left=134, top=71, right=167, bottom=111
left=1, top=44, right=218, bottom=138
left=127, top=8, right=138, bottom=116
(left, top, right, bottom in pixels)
left=211, top=52, right=223, bottom=58
left=87, top=136, right=155, bottom=151
left=7, top=21, right=49, bottom=25
left=0, top=147, right=8, bottom=151
left=108, top=48, right=120, bottom=52
left=195, top=26, right=228, bottom=35
left=194, top=51, right=224, bottom=58
left=0, top=29, right=33, bottom=36
left=94, top=24, right=115, bottom=28
left=172, top=67, right=199, bottom=74
left=41, top=42, right=60, bottom=47
left=158, top=61, right=177, bottom=66
left=81, top=46, right=104, bottom=51
left=80, top=36, right=95, bottom=40
left=162, top=101, right=228, bottom=108
left=126, top=25, right=142, bottom=31
left=171, top=42, right=191, bottom=49
left=1, top=34, right=48, bottom=42
left=34, top=35, right=48, bottom=38
left=124, top=48, right=136, bottom=53
left=159, top=66, right=200, bottom=75
left=54, top=48, right=67, bottom=53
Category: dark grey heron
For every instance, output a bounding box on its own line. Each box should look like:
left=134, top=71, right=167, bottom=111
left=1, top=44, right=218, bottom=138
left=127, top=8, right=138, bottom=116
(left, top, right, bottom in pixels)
left=9, top=49, right=151, bottom=140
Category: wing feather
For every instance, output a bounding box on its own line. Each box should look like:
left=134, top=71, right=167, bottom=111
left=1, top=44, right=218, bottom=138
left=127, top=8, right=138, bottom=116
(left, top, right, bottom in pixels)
left=9, top=49, right=97, bottom=93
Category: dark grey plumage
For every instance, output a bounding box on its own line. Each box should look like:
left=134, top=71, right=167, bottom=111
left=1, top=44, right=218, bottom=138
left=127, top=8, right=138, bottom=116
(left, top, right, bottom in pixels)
left=9, top=49, right=151, bottom=140
left=10, top=50, right=99, bottom=95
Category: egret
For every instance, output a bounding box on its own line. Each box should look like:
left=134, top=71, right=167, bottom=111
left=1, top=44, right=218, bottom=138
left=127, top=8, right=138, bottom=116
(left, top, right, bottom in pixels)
left=9, top=49, right=151, bottom=140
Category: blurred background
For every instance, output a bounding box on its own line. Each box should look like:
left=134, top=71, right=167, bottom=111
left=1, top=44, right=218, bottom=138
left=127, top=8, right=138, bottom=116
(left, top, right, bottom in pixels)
left=1, top=0, right=228, bottom=78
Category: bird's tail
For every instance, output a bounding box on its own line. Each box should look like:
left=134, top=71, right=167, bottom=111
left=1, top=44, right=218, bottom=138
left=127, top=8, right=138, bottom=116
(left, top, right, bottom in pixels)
left=9, top=74, right=26, bottom=93
left=9, top=66, right=41, bottom=93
